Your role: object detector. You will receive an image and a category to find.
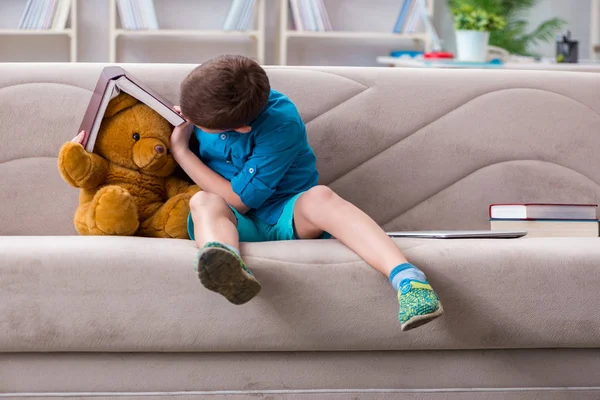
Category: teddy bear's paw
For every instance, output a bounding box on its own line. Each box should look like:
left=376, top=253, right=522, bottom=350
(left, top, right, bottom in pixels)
left=58, top=142, right=93, bottom=187
left=164, top=194, right=192, bottom=239
left=91, top=186, right=140, bottom=236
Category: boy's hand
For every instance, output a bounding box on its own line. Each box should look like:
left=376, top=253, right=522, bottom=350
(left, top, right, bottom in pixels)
left=71, top=130, right=87, bottom=145
left=171, top=107, right=194, bottom=156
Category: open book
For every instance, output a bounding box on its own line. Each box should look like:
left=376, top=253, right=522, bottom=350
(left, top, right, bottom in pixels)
left=80, top=66, right=186, bottom=153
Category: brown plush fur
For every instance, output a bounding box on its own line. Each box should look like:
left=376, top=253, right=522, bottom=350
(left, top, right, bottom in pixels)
left=58, top=93, right=200, bottom=238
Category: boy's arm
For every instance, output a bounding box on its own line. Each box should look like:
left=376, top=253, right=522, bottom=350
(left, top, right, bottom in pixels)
left=171, top=121, right=249, bottom=213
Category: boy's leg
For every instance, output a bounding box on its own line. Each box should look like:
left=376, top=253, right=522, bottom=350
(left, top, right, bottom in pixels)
left=190, top=192, right=261, bottom=305
left=293, top=186, right=443, bottom=330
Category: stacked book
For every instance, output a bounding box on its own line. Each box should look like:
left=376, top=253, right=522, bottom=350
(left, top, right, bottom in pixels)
left=116, top=0, right=159, bottom=30
left=489, top=203, right=599, bottom=237
left=288, top=0, right=332, bottom=32
left=223, top=0, right=256, bottom=31
left=17, top=0, right=71, bottom=30
left=393, top=0, right=430, bottom=34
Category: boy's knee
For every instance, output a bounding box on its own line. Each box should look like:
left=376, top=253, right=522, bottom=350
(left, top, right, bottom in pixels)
left=306, top=185, right=337, bottom=204
left=190, top=191, right=227, bottom=214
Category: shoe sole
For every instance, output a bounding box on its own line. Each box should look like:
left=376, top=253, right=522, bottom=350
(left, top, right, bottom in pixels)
left=401, top=304, right=444, bottom=331
left=196, top=247, right=261, bottom=305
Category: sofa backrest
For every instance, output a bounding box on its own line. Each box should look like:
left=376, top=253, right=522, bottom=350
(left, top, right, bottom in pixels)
left=2, top=63, right=600, bottom=236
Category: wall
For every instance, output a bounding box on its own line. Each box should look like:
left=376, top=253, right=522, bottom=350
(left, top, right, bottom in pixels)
left=0, top=0, right=593, bottom=64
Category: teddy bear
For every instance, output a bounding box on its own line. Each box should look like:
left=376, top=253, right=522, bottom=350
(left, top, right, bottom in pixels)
left=57, top=93, right=199, bottom=238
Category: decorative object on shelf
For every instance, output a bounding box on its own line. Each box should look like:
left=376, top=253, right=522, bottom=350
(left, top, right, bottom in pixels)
left=449, top=0, right=505, bottom=62
left=18, top=0, right=71, bottom=30
left=223, top=0, right=257, bottom=31
left=449, top=0, right=566, bottom=57
left=556, top=31, right=578, bottom=63
left=287, top=0, right=332, bottom=32
left=116, top=0, right=159, bottom=30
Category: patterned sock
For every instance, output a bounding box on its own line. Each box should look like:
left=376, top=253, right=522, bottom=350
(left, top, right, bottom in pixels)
left=204, top=241, right=240, bottom=257
left=389, top=263, right=427, bottom=290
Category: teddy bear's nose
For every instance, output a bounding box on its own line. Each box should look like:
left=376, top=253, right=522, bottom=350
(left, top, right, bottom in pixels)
left=155, top=145, right=165, bottom=154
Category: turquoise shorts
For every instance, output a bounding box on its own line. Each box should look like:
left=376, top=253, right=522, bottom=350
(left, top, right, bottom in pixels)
left=187, top=192, right=331, bottom=242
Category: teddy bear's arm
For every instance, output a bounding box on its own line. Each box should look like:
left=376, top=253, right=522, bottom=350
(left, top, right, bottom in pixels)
left=58, top=142, right=109, bottom=189
left=165, top=176, right=200, bottom=199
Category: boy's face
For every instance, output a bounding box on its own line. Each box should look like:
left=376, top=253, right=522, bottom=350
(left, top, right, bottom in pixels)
left=196, top=125, right=252, bottom=135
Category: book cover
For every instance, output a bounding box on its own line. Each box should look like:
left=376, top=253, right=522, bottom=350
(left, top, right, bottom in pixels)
left=239, top=0, right=256, bottom=31
left=52, top=0, right=72, bottom=30
left=309, top=0, right=323, bottom=32
left=289, top=0, right=303, bottom=31
left=223, top=0, right=241, bottom=30
left=393, top=0, right=412, bottom=33
left=31, top=0, right=44, bottom=30
left=318, top=0, right=332, bottom=31
left=142, top=0, right=159, bottom=30
left=80, top=67, right=185, bottom=153
left=18, top=0, right=34, bottom=29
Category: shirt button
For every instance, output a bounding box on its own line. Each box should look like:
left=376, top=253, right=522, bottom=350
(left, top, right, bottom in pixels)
left=220, top=134, right=227, bottom=140
left=248, top=167, right=255, bottom=174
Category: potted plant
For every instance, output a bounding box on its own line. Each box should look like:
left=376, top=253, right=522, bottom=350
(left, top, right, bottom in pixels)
left=449, top=0, right=566, bottom=58
left=450, top=1, right=506, bottom=62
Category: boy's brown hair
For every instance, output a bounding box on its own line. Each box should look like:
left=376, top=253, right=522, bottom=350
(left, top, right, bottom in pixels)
left=179, top=55, right=270, bottom=130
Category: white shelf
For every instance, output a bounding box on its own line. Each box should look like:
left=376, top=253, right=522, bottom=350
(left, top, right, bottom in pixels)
left=109, top=0, right=266, bottom=64
left=0, top=1, right=77, bottom=62
left=114, top=29, right=259, bottom=38
left=0, top=28, right=73, bottom=36
left=277, top=0, right=433, bottom=66
left=285, top=30, right=428, bottom=40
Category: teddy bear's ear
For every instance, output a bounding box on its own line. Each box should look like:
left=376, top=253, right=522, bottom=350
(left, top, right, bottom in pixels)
left=105, top=93, right=139, bottom=118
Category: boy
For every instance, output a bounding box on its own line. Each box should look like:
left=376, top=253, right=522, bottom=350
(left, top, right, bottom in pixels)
left=171, top=55, right=443, bottom=331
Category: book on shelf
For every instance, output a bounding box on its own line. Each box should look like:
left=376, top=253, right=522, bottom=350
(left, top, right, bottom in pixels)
left=489, top=203, right=598, bottom=220
left=80, top=67, right=185, bottom=153
left=288, top=0, right=332, bottom=32
left=18, top=0, right=70, bottom=30
left=223, top=0, right=256, bottom=31
left=393, top=0, right=431, bottom=34
left=117, top=0, right=159, bottom=30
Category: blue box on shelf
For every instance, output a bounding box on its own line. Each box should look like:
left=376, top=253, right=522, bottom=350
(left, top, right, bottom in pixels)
left=390, top=50, right=424, bottom=58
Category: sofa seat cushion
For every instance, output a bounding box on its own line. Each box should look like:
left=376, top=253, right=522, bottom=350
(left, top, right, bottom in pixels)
left=1, top=236, right=599, bottom=352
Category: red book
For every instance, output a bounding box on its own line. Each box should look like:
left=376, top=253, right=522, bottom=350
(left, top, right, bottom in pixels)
left=489, top=203, right=598, bottom=220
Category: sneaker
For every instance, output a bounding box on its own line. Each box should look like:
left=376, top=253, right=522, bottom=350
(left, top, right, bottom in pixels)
left=195, top=244, right=261, bottom=305
left=398, top=279, right=443, bottom=331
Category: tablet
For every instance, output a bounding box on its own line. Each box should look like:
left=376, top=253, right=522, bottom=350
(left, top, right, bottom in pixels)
left=386, top=230, right=527, bottom=239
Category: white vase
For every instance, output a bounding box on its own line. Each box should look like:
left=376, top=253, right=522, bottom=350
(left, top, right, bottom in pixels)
left=456, top=30, right=490, bottom=62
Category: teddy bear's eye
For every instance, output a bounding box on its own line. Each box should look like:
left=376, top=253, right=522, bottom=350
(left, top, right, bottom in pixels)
left=132, top=133, right=140, bottom=141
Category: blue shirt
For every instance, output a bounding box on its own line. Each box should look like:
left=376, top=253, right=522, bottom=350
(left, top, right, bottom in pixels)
left=193, top=89, right=319, bottom=225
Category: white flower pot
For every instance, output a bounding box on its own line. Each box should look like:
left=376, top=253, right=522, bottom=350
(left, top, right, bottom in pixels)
left=456, top=30, right=490, bottom=62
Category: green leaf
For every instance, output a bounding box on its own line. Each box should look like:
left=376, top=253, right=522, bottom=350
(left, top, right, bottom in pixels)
left=449, top=0, right=567, bottom=56
left=522, top=18, right=567, bottom=45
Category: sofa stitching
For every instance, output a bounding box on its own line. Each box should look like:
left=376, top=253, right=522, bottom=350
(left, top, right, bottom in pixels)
left=380, top=159, right=600, bottom=229
left=0, top=81, right=93, bottom=94
left=323, top=87, right=600, bottom=187
left=303, top=87, right=371, bottom=125
left=269, top=67, right=370, bottom=89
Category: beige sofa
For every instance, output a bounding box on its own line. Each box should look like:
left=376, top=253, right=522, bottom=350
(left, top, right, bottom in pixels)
left=2, top=63, right=600, bottom=399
